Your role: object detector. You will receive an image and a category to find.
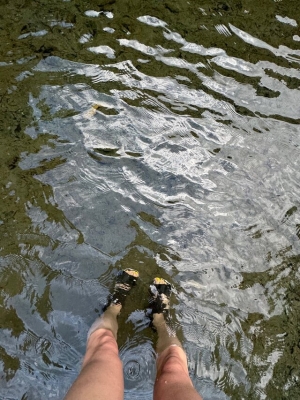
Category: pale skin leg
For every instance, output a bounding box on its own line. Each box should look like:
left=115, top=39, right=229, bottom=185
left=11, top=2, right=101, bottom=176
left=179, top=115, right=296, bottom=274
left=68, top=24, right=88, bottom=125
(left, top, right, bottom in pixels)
left=64, top=304, right=124, bottom=400
left=64, top=274, right=202, bottom=400
left=153, top=313, right=203, bottom=400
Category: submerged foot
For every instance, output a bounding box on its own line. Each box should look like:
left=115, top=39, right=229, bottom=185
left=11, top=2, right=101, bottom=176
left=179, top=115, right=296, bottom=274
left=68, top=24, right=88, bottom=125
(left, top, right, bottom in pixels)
left=149, top=277, right=172, bottom=316
left=89, top=269, right=139, bottom=339
left=104, top=268, right=139, bottom=310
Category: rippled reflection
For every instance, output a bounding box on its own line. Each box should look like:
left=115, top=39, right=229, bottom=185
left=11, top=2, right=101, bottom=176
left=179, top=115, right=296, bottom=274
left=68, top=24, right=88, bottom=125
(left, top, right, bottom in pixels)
left=0, top=0, right=300, bottom=398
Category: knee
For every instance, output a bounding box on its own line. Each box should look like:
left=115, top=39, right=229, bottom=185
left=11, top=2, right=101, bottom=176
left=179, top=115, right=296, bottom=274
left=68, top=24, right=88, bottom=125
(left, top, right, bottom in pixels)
left=84, top=330, right=119, bottom=364
left=157, top=346, right=189, bottom=377
left=90, top=330, right=118, bottom=352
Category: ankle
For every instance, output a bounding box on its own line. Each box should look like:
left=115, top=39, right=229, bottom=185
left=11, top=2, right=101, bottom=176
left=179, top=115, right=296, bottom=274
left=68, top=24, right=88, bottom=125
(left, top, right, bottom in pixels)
left=153, top=312, right=165, bottom=328
left=105, top=303, right=122, bottom=316
left=87, top=305, right=121, bottom=340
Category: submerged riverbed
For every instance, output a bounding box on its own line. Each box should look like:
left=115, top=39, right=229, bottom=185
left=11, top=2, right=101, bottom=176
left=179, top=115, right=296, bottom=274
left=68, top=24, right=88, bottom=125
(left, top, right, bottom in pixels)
left=0, top=0, right=300, bottom=398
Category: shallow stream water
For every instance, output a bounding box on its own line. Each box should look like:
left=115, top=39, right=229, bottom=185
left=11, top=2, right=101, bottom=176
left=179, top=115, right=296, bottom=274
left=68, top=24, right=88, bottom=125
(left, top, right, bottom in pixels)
left=0, top=0, right=300, bottom=399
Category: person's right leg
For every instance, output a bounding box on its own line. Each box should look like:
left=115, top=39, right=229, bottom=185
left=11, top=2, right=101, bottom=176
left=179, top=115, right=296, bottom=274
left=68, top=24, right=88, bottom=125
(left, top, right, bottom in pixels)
left=151, top=282, right=203, bottom=400
left=153, top=313, right=203, bottom=400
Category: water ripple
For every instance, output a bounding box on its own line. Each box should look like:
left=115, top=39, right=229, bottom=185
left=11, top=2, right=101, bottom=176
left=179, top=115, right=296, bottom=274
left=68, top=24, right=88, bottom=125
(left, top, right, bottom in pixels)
left=1, top=1, right=300, bottom=399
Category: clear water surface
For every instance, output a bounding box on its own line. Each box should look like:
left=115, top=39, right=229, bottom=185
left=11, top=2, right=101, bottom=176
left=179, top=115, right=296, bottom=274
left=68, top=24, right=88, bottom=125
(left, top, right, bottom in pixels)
left=0, top=0, right=299, bottom=399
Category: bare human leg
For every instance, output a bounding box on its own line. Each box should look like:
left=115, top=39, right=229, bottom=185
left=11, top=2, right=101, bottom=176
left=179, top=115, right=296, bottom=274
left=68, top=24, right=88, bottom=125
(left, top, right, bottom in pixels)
left=64, top=304, right=124, bottom=400
left=151, top=280, right=203, bottom=400
left=64, top=268, right=139, bottom=400
left=153, top=313, right=203, bottom=400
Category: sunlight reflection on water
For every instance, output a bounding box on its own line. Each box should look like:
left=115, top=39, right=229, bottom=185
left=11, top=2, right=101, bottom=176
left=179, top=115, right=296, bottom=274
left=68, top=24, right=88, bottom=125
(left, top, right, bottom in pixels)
left=0, top=0, right=300, bottom=399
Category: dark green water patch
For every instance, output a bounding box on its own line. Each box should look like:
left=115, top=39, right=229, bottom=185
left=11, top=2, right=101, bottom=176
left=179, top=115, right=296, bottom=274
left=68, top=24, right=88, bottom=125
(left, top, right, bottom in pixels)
left=239, top=255, right=300, bottom=399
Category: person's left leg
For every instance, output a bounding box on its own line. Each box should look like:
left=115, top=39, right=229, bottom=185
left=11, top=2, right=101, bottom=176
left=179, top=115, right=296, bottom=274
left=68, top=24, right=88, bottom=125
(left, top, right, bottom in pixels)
left=65, top=268, right=139, bottom=400
left=64, top=268, right=139, bottom=400
left=64, top=304, right=124, bottom=400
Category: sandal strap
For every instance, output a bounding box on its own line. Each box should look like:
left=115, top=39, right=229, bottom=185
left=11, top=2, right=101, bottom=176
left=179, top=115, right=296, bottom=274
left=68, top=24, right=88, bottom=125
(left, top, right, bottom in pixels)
left=104, top=269, right=139, bottom=309
left=149, top=277, right=171, bottom=314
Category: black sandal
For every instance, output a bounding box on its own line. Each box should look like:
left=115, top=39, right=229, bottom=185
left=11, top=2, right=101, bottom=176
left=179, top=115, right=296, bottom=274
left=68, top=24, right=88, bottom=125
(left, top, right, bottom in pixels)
left=149, top=277, right=172, bottom=315
left=104, top=268, right=139, bottom=310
